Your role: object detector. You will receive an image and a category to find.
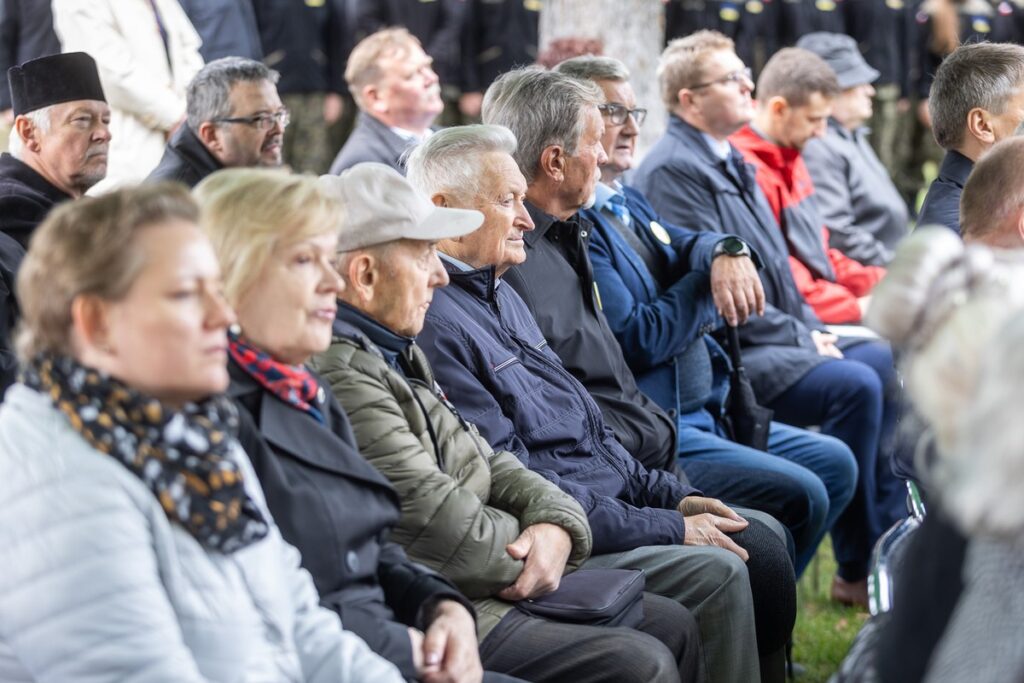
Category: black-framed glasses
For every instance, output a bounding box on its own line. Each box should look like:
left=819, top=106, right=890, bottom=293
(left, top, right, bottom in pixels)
left=598, top=103, right=648, bottom=127
left=213, top=108, right=290, bottom=131
left=688, top=67, right=753, bottom=91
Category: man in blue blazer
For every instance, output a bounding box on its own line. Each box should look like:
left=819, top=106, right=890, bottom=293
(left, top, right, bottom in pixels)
left=558, top=55, right=857, bottom=579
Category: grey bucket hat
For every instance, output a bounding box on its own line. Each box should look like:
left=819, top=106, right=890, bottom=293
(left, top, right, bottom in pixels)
left=797, top=32, right=880, bottom=90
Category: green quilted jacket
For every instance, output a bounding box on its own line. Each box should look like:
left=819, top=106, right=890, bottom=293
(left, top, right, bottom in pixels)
left=310, top=324, right=593, bottom=638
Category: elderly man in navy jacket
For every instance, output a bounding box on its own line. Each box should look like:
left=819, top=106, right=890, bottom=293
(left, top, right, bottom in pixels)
left=411, top=77, right=801, bottom=683
left=633, top=30, right=907, bottom=608
left=557, top=55, right=856, bottom=580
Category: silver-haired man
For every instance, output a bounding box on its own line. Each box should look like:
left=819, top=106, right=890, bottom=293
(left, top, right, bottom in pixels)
left=148, top=57, right=287, bottom=188
left=408, top=111, right=787, bottom=682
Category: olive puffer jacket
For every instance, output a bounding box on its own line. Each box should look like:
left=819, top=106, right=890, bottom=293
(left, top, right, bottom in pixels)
left=310, top=314, right=593, bottom=637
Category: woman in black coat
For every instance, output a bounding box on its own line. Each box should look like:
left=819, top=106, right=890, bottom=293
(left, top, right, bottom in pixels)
left=196, top=169, right=490, bottom=683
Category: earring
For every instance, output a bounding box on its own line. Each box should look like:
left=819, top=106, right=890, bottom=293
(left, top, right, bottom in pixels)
left=229, top=323, right=241, bottom=336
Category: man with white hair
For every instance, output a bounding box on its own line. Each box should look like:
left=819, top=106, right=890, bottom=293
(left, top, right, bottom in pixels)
left=0, top=51, right=109, bottom=393
left=410, top=104, right=794, bottom=683
left=0, top=51, right=109, bottom=246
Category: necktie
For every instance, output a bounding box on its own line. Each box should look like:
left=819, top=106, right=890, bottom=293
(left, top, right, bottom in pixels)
left=148, top=0, right=173, bottom=73
left=606, top=192, right=632, bottom=228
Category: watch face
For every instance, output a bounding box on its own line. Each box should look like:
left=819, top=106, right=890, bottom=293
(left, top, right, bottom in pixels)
left=724, top=237, right=745, bottom=254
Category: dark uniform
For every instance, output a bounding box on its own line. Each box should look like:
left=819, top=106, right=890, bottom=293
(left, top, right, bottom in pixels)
left=460, top=0, right=540, bottom=98
left=776, top=0, right=846, bottom=45
left=664, top=0, right=781, bottom=76
left=353, top=0, right=467, bottom=125
left=251, top=0, right=348, bottom=173
left=843, top=0, right=912, bottom=185
left=0, top=0, right=60, bottom=112
left=177, top=0, right=263, bottom=62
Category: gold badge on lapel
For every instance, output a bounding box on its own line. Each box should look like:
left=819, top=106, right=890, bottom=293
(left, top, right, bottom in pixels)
left=972, top=16, right=991, bottom=32
left=524, top=0, right=543, bottom=11
left=746, top=0, right=765, bottom=13
left=815, top=0, right=836, bottom=10
left=650, top=221, right=672, bottom=245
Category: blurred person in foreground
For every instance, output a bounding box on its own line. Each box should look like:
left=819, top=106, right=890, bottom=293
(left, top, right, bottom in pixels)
left=868, top=227, right=1024, bottom=683
left=0, top=182, right=403, bottom=682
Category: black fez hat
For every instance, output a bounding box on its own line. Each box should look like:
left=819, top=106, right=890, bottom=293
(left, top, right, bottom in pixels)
left=7, top=52, right=106, bottom=117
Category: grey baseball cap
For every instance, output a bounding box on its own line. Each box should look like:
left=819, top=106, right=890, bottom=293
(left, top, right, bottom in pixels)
left=797, top=32, right=880, bottom=90
left=318, top=163, right=484, bottom=252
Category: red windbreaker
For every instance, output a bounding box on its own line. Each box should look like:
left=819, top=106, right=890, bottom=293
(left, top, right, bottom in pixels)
left=730, top=125, right=885, bottom=324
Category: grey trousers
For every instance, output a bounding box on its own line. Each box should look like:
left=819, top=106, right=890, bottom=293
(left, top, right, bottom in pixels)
left=582, top=544, right=759, bottom=683
left=479, top=592, right=704, bottom=683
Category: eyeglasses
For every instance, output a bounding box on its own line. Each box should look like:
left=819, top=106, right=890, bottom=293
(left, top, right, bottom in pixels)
left=598, top=103, right=648, bottom=127
left=213, top=108, right=290, bottom=131
left=688, top=68, right=753, bottom=91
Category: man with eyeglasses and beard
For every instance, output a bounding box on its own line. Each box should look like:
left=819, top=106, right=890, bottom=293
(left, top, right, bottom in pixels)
left=148, top=57, right=288, bottom=188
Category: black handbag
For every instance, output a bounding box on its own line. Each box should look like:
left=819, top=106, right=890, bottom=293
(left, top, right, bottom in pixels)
left=722, top=324, right=773, bottom=451
left=516, top=568, right=645, bottom=629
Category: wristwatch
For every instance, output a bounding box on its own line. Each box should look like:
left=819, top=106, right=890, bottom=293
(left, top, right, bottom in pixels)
left=712, top=236, right=751, bottom=259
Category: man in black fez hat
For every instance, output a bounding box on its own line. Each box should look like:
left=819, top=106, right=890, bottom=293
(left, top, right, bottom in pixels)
left=0, top=51, right=109, bottom=397
left=0, top=51, right=109, bottom=248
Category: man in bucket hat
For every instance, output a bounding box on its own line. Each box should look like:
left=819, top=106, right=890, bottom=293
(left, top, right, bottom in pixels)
left=799, top=32, right=909, bottom=267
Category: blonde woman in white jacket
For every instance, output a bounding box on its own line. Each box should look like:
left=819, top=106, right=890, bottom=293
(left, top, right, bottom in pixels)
left=0, top=183, right=403, bottom=683
left=51, top=0, right=204, bottom=192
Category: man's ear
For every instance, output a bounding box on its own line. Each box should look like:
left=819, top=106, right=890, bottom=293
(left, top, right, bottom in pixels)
left=966, top=107, right=997, bottom=146
left=767, top=96, right=789, bottom=118
left=14, top=116, right=41, bottom=153
left=538, top=144, right=566, bottom=183
left=1015, top=208, right=1024, bottom=247
left=364, top=83, right=387, bottom=115
left=70, top=294, right=113, bottom=355
left=343, top=251, right=379, bottom=303
left=197, top=121, right=222, bottom=151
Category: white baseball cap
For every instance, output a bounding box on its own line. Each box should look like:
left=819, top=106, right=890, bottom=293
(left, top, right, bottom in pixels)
left=318, top=163, right=484, bottom=251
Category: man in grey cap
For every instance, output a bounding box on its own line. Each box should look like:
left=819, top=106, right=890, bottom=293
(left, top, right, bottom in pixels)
left=799, top=32, right=908, bottom=267
left=311, top=161, right=705, bottom=683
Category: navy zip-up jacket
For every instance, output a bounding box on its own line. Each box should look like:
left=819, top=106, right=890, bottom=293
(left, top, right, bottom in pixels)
left=418, top=261, right=699, bottom=555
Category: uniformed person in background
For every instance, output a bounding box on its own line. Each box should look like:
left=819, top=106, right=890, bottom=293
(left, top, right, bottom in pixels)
left=664, top=0, right=780, bottom=75
left=354, top=0, right=467, bottom=126
left=459, top=0, right=541, bottom=120
left=843, top=0, right=912, bottom=186
left=777, top=0, right=846, bottom=46
left=251, top=0, right=348, bottom=174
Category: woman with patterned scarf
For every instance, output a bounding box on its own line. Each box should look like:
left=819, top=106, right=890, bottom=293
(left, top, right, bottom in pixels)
left=0, top=183, right=404, bottom=682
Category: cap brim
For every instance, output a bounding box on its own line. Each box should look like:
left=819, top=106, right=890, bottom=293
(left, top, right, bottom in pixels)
left=416, top=205, right=485, bottom=241
left=838, top=64, right=881, bottom=90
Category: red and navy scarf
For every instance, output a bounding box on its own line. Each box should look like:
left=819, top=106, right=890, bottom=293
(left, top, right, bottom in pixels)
left=228, top=334, right=324, bottom=423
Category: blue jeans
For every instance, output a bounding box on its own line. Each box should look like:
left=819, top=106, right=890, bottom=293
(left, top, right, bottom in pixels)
left=677, top=420, right=857, bottom=577
left=767, top=340, right=907, bottom=581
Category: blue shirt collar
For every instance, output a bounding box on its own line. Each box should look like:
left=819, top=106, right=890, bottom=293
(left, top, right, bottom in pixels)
left=593, top=180, right=625, bottom=213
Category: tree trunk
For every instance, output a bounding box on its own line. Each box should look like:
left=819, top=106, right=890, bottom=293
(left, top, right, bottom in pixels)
left=539, top=0, right=666, bottom=158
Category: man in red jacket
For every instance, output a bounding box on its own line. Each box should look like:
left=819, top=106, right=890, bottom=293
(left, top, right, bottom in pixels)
left=730, top=47, right=885, bottom=325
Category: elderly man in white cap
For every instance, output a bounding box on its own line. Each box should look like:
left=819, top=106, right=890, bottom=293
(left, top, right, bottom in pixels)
left=310, top=161, right=705, bottom=683
left=799, top=32, right=909, bottom=267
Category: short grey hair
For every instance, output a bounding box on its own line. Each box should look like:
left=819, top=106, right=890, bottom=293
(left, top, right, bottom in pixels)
left=8, top=106, right=53, bottom=159
left=406, top=124, right=518, bottom=203
left=554, top=55, right=630, bottom=83
left=186, top=57, right=279, bottom=130
left=482, top=67, right=603, bottom=182
left=929, top=42, right=1024, bottom=150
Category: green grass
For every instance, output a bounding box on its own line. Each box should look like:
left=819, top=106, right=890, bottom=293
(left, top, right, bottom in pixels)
left=792, top=537, right=869, bottom=683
